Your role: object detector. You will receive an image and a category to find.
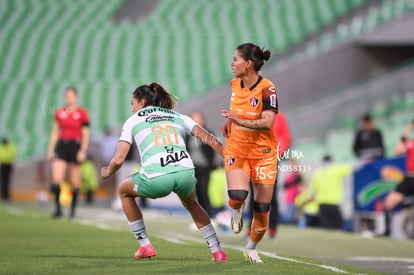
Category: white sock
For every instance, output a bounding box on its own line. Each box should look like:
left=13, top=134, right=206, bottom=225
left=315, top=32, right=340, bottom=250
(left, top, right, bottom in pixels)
left=246, top=239, right=258, bottom=250
left=199, top=223, right=222, bottom=253
left=128, top=219, right=150, bottom=246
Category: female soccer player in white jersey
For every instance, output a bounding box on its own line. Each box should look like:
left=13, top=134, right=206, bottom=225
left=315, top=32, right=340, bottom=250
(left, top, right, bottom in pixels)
left=101, top=82, right=227, bottom=261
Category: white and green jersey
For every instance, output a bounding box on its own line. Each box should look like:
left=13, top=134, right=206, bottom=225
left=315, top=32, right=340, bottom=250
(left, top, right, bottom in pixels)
left=119, top=106, right=197, bottom=178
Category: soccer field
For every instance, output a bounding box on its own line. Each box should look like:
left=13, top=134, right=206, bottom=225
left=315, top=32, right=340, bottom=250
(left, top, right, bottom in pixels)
left=1, top=204, right=413, bottom=275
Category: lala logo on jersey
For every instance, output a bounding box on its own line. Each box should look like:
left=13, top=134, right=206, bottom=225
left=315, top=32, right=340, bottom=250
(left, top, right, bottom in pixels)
left=160, top=150, right=189, bottom=167
left=249, top=96, right=259, bottom=107
left=227, top=157, right=235, bottom=166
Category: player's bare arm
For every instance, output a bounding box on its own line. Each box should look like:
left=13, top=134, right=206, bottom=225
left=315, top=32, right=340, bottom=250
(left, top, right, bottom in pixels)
left=220, top=118, right=232, bottom=138
left=192, top=125, right=224, bottom=157
left=101, top=141, right=131, bottom=179
left=77, top=125, right=90, bottom=163
left=396, top=123, right=412, bottom=155
left=47, top=120, right=59, bottom=161
left=221, top=110, right=275, bottom=130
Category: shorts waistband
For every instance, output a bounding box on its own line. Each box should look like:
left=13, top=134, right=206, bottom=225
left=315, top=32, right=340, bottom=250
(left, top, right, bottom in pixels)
left=59, top=139, right=81, bottom=143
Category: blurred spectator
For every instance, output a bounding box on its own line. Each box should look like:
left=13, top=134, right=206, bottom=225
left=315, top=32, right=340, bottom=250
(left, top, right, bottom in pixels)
left=295, top=181, right=319, bottom=228
left=186, top=112, right=216, bottom=217
left=309, top=155, right=352, bottom=230
left=383, top=121, right=414, bottom=236
left=80, top=156, right=98, bottom=204
left=111, top=140, right=139, bottom=208
left=0, top=137, right=17, bottom=201
left=248, top=110, right=291, bottom=238
left=208, top=162, right=226, bottom=217
left=281, top=159, right=302, bottom=223
left=352, top=113, right=385, bottom=160
left=98, top=127, right=118, bottom=193
left=98, top=127, right=118, bottom=166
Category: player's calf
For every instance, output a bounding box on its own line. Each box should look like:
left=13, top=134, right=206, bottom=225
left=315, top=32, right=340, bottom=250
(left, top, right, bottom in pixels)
left=250, top=201, right=270, bottom=243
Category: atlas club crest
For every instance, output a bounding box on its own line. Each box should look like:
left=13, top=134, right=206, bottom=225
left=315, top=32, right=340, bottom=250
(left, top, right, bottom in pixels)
left=250, top=96, right=259, bottom=107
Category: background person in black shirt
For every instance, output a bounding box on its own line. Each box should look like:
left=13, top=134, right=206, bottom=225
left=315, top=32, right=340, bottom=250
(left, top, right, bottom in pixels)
left=186, top=112, right=217, bottom=217
left=353, top=113, right=385, bottom=160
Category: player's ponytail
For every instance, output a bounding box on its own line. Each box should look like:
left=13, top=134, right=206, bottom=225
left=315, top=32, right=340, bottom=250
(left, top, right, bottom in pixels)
left=149, top=82, right=176, bottom=109
left=236, top=43, right=271, bottom=72
left=262, top=49, right=271, bottom=61
left=132, top=82, right=177, bottom=109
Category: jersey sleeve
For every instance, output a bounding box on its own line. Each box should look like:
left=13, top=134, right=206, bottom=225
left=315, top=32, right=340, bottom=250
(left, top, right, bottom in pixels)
left=262, top=86, right=278, bottom=113
left=81, top=109, right=90, bottom=127
left=181, top=115, right=198, bottom=135
left=119, top=119, right=133, bottom=145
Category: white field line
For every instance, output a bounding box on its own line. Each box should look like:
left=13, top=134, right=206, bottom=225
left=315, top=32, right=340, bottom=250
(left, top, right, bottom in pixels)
left=7, top=207, right=25, bottom=216
left=77, top=219, right=124, bottom=232
left=158, top=232, right=364, bottom=274
left=350, top=257, right=414, bottom=263
left=158, top=235, right=188, bottom=245
left=0, top=206, right=379, bottom=274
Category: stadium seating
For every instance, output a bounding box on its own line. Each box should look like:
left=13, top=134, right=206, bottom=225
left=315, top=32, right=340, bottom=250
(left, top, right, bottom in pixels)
left=295, top=87, right=414, bottom=165
left=2, top=0, right=414, bottom=158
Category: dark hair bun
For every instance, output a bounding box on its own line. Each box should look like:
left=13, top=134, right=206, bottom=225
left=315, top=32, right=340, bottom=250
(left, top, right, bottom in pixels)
left=262, top=50, right=271, bottom=61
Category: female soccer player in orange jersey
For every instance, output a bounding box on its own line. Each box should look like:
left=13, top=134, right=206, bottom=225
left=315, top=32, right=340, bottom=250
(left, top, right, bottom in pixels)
left=221, top=43, right=278, bottom=263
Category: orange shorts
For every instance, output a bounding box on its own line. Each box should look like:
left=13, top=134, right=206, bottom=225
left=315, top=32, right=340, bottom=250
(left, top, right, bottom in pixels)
left=224, top=155, right=277, bottom=185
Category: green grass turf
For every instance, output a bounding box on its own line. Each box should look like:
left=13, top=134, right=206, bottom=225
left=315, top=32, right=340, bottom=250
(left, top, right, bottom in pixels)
left=0, top=205, right=385, bottom=275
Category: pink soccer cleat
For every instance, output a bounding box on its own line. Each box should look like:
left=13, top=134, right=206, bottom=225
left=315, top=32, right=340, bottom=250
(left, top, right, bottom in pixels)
left=211, top=250, right=228, bottom=262
left=134, top=244, right=156, bottom=259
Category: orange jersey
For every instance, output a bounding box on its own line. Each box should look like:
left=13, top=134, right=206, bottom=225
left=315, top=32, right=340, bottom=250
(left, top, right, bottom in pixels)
left=224, top=76, right=278, bottom=159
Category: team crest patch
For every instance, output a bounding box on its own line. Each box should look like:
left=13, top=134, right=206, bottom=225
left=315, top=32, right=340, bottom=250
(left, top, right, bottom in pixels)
left=249, top=96, right=259, bottom=107
left=227, top=157, right=235, bottom=165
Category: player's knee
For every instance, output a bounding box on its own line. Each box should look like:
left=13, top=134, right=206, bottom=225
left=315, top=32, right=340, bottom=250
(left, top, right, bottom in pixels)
left=228, top=190, right=248, bottom=209
left=118, top=181, right=129, bottom=198
left=253, top=201, right=270, bottom=213
left=384, top=192, right=403, bottom=210
left=227, top=190, right=248, bottom=201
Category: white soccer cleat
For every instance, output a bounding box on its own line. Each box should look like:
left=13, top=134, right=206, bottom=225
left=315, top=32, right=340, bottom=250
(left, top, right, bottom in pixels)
left=243, top=249, right=264, bottom=264
left=231, top=204, right=244, bottom=234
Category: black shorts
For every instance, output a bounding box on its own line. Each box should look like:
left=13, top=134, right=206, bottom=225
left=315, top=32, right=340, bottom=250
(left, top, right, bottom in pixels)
left=55, top=140, right=81, bottom=164
left=318, top=204, right=343, bottom=230
left=396, top=175, right=414, bottom=197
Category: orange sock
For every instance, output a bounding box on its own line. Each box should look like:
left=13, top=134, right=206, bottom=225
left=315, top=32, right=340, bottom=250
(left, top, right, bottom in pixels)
left=250, top=211, right=269, bottom=243
left=228, top=198, right=244, bottom=210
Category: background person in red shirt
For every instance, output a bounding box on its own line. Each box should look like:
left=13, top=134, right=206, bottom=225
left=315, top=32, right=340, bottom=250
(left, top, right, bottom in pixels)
left=384, top=120, right=414, bottom=235
left=47, top=87, right=90, bottom=218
